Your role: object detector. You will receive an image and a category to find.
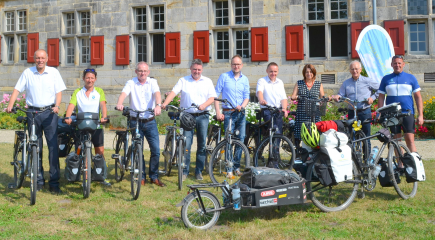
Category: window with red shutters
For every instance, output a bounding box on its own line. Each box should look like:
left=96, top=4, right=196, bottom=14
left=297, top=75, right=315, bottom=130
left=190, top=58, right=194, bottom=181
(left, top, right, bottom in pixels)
left=193, top=31, right=209, bottom=63
left=27, top=33, right=39, bottom=63
left=250, top=27, right=268, bottom=62
left=90, top=36, right=104, bottom=65
left=165, top=32, right=180, bottom=64
left=47, top=38, right=59, bottom=66
left=384, top=20, right=405, bottom=55
left=285, top=25, right=304, bottom=60
left=116, top=35, right=130, bottom=65
left=350, top=21, right=369, bottom=58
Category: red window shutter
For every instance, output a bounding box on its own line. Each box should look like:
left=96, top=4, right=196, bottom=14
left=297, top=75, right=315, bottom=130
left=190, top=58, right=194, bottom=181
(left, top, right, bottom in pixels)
left=384, top=20, right=405, bottom=55
left=193, top=30, right=209, bottom=63
left=165, top=32, right=181, bottom=64
left=350, top=21, right=370, bottom=58
left=285, top=25, right=304, bottom=60
left=116, top=35, right=130, bottom=65
left=251, top=27, right=268, bottom=62
left=27, top=33, right=39, bottom=63
left=91, top=36, right=104, bottom=65
left=46, top=38, right=59, bottom=67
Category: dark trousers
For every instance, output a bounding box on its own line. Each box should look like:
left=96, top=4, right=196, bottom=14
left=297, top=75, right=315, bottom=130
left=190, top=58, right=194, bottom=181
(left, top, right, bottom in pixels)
left=348, top=108, right=372, bottom=152
left=27, top=111, right=60, bottom=187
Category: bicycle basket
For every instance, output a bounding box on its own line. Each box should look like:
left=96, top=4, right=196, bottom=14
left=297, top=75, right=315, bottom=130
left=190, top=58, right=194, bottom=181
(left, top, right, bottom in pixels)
left=76, top=112, right=99, bottom=131
left=304, top=98, right=327, bottom=118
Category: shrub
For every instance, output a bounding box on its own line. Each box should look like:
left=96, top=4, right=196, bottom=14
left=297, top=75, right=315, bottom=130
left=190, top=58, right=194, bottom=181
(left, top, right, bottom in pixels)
left=163, top=92, right=181, bottom=108
left=0, top=93, right=27, bottom=129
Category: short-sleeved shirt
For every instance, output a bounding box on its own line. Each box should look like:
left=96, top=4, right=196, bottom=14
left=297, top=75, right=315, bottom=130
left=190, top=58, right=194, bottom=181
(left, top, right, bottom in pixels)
left=256, top=76, right=287, bottom=108
left=70, top=87, right=106, bottom=129
left=337, top=75, right=379, bottom=110
left=15, top=66, right=66, bottom=107
left=379, top=72, right=421, bottom=114
left=122, top=77, right=160, bottom=119
left=172, top=75, right=217, bottom=113
left=215, top=71, right=250, bottom=109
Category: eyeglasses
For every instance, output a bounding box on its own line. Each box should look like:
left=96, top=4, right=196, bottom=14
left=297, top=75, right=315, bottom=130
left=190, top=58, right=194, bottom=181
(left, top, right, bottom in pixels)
left=231, top=64, right=242, bottom=66
left=392, top=55, right=404, bottom=60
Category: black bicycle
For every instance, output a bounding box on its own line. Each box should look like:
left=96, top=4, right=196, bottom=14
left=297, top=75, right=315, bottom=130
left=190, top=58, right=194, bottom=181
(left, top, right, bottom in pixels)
left=205, top=115, right=223, bottom=174
left=112, top=107, right=153, bottom=200
left=9, top=107, right=53, bottom=205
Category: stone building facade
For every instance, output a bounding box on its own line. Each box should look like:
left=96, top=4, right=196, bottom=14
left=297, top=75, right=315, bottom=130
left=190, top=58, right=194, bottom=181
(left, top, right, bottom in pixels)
left=1, top=0, right=435, bottom=108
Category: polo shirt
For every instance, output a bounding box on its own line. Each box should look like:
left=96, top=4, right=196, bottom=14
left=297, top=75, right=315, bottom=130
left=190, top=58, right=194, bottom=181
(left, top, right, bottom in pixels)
left=256, top=76, right=287, bottom=108
left=15, top=66, right=66, bottom=107
left=122, top=77, right=160, bottom=119
left=70, top=87, right=106, bottom=129
left=172, top=75, right=217, bottom=113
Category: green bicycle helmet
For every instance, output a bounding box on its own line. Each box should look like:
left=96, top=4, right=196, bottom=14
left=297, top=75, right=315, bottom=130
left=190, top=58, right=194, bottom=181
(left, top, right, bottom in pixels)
left=301, top=122, right=320, bottom=148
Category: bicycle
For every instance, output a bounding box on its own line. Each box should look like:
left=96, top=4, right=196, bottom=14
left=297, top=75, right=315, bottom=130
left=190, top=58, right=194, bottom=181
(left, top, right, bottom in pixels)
left=204, top=115, right=223, bottom=174
left=160, top=104, right=200, bottom=190
left=253, top=105, right=295, bottom=169
left=208, top=98, right=250, bottom=184
left=112, top=107, right=153, bottom=199
left=244, top=109, right=270, bottom=160
left=305, top=102, right=417, bottom=212
left=63, top=112, right=109, bottom=198
left=9, top=107, right=53, bottom=205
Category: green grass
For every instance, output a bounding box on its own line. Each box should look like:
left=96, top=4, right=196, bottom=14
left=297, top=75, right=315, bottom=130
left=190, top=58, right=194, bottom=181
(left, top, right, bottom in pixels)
left=1, top=142, right=435, bottom=239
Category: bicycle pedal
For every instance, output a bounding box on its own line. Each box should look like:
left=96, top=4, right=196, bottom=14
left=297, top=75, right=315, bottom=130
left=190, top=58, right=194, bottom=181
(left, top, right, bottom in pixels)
left=111, top=154, right=120, bottom=159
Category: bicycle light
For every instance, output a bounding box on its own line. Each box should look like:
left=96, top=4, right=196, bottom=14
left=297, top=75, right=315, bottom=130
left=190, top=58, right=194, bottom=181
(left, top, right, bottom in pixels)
left=235, top=130, right=240, bottom=136
left=30, top=134, right=37, bottom=141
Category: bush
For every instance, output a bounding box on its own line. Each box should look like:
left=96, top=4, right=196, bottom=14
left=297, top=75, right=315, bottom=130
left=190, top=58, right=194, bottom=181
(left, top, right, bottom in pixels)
left=163, top=92, right=181, bottom=108
left=0, top=93, right=27, bottom=130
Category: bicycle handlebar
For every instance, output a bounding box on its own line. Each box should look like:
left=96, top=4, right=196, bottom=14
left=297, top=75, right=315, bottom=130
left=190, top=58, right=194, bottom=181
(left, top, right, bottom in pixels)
left=214, top=98, right=244, bottom=112
left=12, top=106, right=53, bottom=115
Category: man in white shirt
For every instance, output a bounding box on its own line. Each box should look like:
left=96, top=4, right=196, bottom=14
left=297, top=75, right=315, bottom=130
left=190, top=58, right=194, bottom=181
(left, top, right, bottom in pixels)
left=162, top=59, right=217, bottom=181
left=116, top=62, right=165, bottom=187
left=7, top=49, right=66, bottom=194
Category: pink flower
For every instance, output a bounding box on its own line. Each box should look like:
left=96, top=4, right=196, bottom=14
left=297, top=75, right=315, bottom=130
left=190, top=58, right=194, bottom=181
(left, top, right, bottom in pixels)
left=25, top=104, right=28, bottom=108
left=17, top=98, right=21, bottom=101
left=288, top=117, right=293, bottom=120
left=16, top=104, right=20, bottom=107
left=22, top=94, right=25, bottom=98
left=3, top=108, right=6, bottom=112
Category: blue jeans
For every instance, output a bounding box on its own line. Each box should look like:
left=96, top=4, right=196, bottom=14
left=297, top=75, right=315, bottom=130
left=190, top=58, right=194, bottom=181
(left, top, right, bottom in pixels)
left=130, top=119, right=160, bottom=180
left=183, top=114, right=209, bottom=175
left=223, top=111, right=246, bottom=171
left=348, top=108, right=372, bottom=153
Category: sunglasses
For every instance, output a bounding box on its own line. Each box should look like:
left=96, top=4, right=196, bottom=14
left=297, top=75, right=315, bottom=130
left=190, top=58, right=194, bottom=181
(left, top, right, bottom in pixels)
left=392, top=55, right=404, bottom=60
left=83, top=68, right=96, bottom=73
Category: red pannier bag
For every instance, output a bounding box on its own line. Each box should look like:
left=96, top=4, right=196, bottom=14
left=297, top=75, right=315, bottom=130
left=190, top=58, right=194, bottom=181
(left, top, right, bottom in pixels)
left=315, top=120, right=338, bottom=133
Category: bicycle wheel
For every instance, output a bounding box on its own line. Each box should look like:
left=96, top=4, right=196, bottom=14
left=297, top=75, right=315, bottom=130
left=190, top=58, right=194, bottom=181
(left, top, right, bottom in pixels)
left=388, top=142, right=418, bottom=200
left=178, top=139, right=184, bottom=190
left=83, top=146, right=92, bottom=198
left=13, top=142, right=25, bottom=189
left=131, top=143, right=143, bottom=200
left=245, top=131, right=258, bottom=166
left=351, top=130, right=369, bottom=165
left=209, top=139, right=250, bottom=184
left=181, top=191, right=221, bottom=230
left=306, top=157, right=360, bottom=212
left=30, top=145, right=38, bottom=205
left=254, top=135, right=295, bottom=170
left=114, top=132, right=127, bottom=182
left=205, top=134, right=218, bottom=174
left=163, top=135, right=175, bottom=177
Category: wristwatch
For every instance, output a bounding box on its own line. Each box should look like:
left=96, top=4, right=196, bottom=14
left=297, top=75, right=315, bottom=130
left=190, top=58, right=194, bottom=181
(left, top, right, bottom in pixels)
left=55, top=105, right=59, bottom=108
left=156, top=104, right=162, bottom=107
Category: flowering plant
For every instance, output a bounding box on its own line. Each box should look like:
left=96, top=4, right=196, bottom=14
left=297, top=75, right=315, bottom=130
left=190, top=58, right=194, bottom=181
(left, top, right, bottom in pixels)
left=163, top=92, right=181, bottom=108
left=423, top=96, right=435, bottom=121
left=0, top=93, right=27, bottom=129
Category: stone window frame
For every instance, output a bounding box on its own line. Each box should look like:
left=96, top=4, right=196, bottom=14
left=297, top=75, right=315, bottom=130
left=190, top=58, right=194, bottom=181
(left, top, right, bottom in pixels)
left=1, top=8, right=28, bottom=64
left=209, top=0, right=252, bottom=62
left=152, top=6, right=165, bottom=30
left=130, top=4, right=166, bottom=64
left=60, top=9, right=92, bottom=67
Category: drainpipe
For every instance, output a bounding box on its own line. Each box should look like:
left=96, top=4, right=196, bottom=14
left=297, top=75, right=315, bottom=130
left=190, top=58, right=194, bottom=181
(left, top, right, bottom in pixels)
left=373, top=0, right=377, bottom=25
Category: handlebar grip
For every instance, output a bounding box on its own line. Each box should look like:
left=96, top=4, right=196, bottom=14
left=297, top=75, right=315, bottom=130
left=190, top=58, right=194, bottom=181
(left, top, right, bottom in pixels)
left=214, top=98, right=225, bottom=102
left=12, top=107, right=17, bottom=113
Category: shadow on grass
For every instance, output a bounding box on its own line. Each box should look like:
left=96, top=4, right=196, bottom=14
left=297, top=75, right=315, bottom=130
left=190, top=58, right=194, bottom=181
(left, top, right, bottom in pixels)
left=0, top=171, right=31, bottom=204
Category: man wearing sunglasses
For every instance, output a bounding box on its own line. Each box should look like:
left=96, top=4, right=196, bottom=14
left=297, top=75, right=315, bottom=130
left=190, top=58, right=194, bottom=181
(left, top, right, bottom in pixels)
left=378, top=55, right=424, bottom=155
left=6, top=49, right=66, bottom=194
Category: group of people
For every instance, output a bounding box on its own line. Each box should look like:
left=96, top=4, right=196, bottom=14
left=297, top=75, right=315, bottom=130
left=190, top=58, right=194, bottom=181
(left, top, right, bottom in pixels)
left=5, top=49, right=424, bottom=193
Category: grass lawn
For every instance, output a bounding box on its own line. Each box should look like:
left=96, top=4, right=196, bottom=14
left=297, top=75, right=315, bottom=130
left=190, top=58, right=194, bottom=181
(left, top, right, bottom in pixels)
left=1, top=143, right=434, bottom=239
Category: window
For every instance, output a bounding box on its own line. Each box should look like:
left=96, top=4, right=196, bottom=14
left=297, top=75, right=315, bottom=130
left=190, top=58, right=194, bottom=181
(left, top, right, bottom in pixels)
left=136, top=35, right=147, bottom=62
left=80, top=12, right=90, bottom=34
left=309, top=25, right=325, bottom=57
left=18, top=11, right=26, bottom=31
left=308, top=0, right=325, bottom=21
left=80, top=38, right=90, bottom=64
left=153, top=6, right=164, bottom=30
left=135, top=7, right=147, bottom=31
left=408, top=0, right=428, bottom=15
left=66, top=13, right=75, bottom=35
left=152, top=34, right=164, bottom=62
left=409, top=22, right=427, bottom=53
left=7, top=37, right=14, bottom=62
left=235, top=0, right=249, bottom=24
left=330, top=0, right=347, bottom=19
left=19, top=35, right=27, bottom=61
left=5, top=12, right=15, bottom=32
left=235, top=30, right=249, bottom=58
left=215, top=1, right=229, bottom=26
left=216, top=31, right=229, bottom=60
left=65, top=39, right=75, bottom=65
left=330, top=25, right=348, bottom=57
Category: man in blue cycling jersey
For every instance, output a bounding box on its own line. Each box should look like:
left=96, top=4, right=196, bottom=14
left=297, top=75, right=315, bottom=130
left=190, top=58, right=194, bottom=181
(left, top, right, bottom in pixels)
left=378, top=55, right=423, bottom=155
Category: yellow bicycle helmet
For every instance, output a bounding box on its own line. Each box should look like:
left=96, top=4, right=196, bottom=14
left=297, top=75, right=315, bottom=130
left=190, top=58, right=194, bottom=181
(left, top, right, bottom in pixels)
left=301, top=122, right=320, bottom=148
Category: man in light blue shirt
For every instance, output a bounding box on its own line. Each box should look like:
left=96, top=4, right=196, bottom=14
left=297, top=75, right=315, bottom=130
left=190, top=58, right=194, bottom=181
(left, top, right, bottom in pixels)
left=214, top=54, right=250, bottom=178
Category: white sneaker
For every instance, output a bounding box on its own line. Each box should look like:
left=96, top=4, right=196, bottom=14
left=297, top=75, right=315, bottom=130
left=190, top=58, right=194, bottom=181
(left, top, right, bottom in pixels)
left=226, top=172, right=234, bottom=179
left=182, top=174, right=187, bottom=182
left=234, top=168, right=243, bottom=176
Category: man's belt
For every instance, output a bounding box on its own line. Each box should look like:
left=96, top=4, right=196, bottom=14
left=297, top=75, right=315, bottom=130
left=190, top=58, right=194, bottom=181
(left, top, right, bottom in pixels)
left=28, top=104, right=55, bottom=111
left=190, top=111, right=209, bottom=117
left=130, top=116, right=155, bottom=123
left=222, top=108, right=235, bottom=112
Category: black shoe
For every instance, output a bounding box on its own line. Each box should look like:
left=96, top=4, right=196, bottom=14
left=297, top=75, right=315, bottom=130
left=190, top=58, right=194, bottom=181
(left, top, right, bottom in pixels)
left=49, top=186, right=63, bottom=195
left=37, top=185, right=44, bottom=192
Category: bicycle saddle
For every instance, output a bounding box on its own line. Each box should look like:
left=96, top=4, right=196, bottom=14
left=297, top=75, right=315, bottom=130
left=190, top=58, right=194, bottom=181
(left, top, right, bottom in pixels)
left=341, top=118, right=356, bottom=127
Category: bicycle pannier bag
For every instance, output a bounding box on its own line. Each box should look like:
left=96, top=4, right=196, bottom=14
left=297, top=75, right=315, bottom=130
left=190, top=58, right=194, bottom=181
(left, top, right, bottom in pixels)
left=401, top=153, right=426, bottom=182
left=91, top=154, right=107, bottom=181
left=378, top=159, right=400, bottom=187
left=319, top=129, right=349, bottom=148
left=377, top=128, right=392, bottom=143
left=314, top=163, right=336, bottom=186
left=65, top=152, right=81, bottom=182
left=240, top=167, right=293, bottom=189
left=318, top=145, right=353, bottom=184
left=57, top=132, right=72, bottom=157
left=57, top=118, right=73, bottom=134
left=76, top=112, right=99, bottom=131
